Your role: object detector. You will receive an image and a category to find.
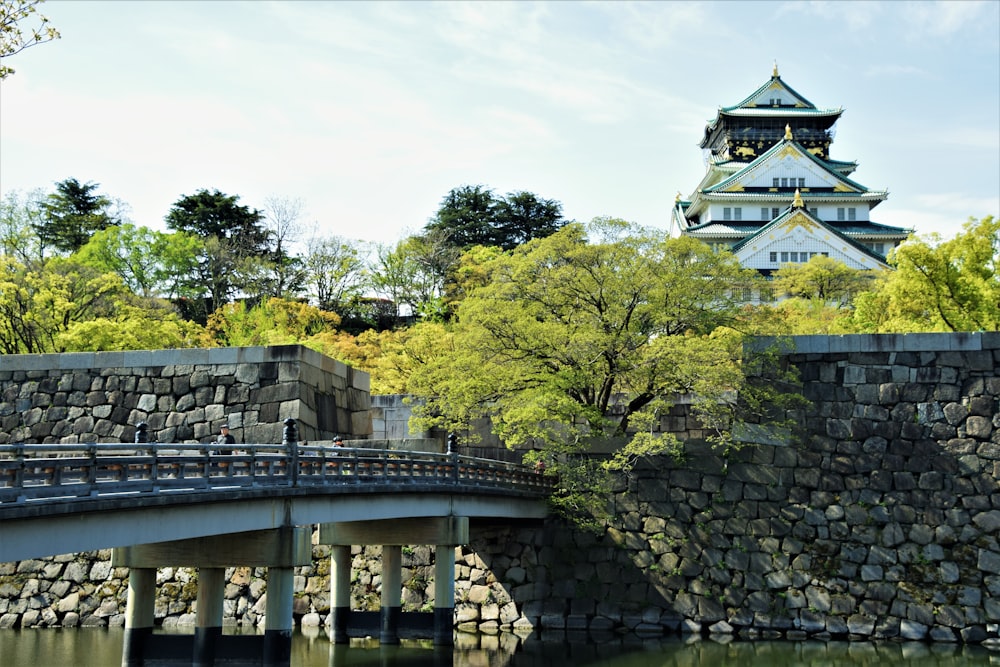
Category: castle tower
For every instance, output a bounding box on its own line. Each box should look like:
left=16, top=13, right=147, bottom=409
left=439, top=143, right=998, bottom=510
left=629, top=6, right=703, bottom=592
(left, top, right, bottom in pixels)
left=670, top=65, right=911, bottom=280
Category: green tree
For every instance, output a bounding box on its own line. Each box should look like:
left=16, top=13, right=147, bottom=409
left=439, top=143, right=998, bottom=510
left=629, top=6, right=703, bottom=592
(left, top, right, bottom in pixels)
left=0, top=255, right=170, bottom=353
left=165, top=189, right=270, bottom=317
left=369, top=237, right=445, bottom=325
left=424, top=184, right=565, bottom=251
left=36, top=178, right=119, bottom=254
left=853, top=216, right=999, bottom=332
left=73, top=224, right=202, bottom=299
left=407, top=219, right=796, bottom=522
left=202, top=297, right=340, bottom=348
left=0, top=188, right=45, bottom=262
left=0, top=0, right=59, bottom=79
left=771, top=255, right=875, bottom=307
left=303, top=235, right=367, bottom=326
left=56, top=301, right=203, bottom=351
left=492, top=190, right=565, bottom=250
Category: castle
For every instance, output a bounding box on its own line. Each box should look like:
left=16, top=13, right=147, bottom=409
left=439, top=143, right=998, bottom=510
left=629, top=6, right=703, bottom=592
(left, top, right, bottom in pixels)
left=670, top=65, right=911, bottom=294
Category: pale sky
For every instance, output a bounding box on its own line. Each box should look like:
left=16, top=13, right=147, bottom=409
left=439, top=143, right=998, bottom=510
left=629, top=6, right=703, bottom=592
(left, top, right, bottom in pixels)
left=1, top=1, right=998, bottom=246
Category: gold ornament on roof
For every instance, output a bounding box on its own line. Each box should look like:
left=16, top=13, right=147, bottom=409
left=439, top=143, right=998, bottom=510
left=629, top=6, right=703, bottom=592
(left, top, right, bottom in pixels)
left=675, top=191, right=682, bottom=202
left=793, top=188, right=804, bottom=208
left=785, top=124, right=793, bottom=141
left=773, top=61, right=779, bottom=78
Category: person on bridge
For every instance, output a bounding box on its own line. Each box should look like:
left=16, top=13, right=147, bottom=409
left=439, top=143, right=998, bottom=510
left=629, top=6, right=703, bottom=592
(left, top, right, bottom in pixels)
left=217, top=425, right=236, bottom=455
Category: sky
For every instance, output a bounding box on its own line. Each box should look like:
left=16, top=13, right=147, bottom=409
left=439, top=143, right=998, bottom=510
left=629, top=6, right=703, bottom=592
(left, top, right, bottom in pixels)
left=1, top=1, right=998, bottom=247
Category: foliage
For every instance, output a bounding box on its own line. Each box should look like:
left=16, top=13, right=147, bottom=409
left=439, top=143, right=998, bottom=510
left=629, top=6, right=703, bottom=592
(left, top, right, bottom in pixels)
left=747, top=298, right=858, bottom=335
left=368, top=237, right=445, bottom=325
left=405, top=218, right=797, bottom=523
left=56, top=302, right=203, bottom=351
left=314, top=322, right=453, bottom=395
left=36, top=178, right=119, bottom=254
left=73, top=224, right=203, bottom=299
left=424, top=184, right=565, bottom=251
left=0, top=0, right=59, bottom=79
left=165, top=189, right=271, bottom=316
left=771, top=255, right=875, bottom=307
left=852, top=216, right=999, bottom=332
left=201, top=297, right=340, bottom=348
left=0, top=188, right=45, bottom=262
left=303, top=235, right=367, bottom=324
left=261, top=195, right=307, bottom=299
left=0, top=256, right=138, bottom=353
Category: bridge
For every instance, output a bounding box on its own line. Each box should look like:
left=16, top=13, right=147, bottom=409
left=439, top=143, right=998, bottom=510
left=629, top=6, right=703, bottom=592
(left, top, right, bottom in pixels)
left=0, top=427, right=551, bottom=666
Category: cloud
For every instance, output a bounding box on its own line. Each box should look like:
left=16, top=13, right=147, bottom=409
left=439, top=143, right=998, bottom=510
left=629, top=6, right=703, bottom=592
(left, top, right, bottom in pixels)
left=903, top=0, right=997, bottom=38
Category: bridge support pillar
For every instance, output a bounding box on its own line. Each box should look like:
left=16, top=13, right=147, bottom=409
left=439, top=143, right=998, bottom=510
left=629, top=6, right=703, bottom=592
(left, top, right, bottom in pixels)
left=263, top=566, right=294, bottom=666
left=329, top=545, right=351, bottom=644
left=379, top=545, right=402, bottom=645
left=122, top=567, right=155, bottom=667
left=193, top=567, right=225, bottom=667
left=433, top=545, right=455, bottom=645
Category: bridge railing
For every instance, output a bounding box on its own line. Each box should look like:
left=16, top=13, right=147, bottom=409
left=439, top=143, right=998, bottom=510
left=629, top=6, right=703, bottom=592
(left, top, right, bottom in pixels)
left=0, top=443, right=553, bottom=507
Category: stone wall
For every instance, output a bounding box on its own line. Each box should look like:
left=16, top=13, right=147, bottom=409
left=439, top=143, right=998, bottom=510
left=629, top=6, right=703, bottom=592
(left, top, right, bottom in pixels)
left=0, top=345, right=372, bottom=445
left=1, top=333, right=998, bottom=644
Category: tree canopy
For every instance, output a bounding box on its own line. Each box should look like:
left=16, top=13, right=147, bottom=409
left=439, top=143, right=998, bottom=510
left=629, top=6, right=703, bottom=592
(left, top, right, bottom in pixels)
left=36, top=178, right=120, bottom=254
left=424, top=185, right=565, bottom=251
left=853, top=216, right=999, bottom=332
left=0, top=0, right=59, bottom=79
left=771, top=255, right=875, bottom=307
left=406, top=219, right=800, bottom=522
left=165, top=189, right=271, bottom=318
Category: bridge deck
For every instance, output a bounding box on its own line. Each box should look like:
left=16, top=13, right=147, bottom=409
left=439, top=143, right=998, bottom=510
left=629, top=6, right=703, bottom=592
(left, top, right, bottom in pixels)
left=0, top=443, right=552, bottom=561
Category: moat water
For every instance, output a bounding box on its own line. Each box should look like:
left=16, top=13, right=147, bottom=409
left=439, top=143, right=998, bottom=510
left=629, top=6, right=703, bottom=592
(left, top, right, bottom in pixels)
left=0, top=626, right=995, bottom=666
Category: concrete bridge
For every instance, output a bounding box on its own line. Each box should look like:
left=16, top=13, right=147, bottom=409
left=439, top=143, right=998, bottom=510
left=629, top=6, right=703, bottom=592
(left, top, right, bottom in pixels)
left=0, top=425, right=550, bottom=666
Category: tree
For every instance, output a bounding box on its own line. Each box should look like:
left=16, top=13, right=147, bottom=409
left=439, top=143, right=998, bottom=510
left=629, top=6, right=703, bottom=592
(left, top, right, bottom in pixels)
left=73, top=224, right=202, bottom=299
left=406, top=219, right=798, bottom=524
left=368, top=237, right=445, bottom=325
left=35, top=178, right=119, bottom=254
left=202, top=297, right=340, bottom=348
left=853, top=216, right=999, bottom=332
left=0, top=188, right=45, bottom=262
left=424, top=185, right=565, bottom=251
left=424, top=184, right=497, bottom=249
left=771, top=255, right=875, bottom=307
left=303, top=235, right=367, bottom=322
left=261, top=195, right=307, bottom=299
left=0, top=256, right=136, bottom=353
left=492, top=190, right=565, bottom=250
left=0, top=0, right=59, bottom=79
left=165, top=189, right=270, bottom=316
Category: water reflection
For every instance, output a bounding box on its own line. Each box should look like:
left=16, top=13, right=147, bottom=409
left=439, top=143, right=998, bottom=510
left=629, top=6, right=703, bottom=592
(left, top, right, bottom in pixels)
left=0, top=626, right=995, bottom=667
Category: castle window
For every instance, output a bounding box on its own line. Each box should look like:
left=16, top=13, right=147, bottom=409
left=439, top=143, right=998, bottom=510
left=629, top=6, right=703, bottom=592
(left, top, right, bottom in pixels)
left=772, top=208, right=780, bottom=218
left=723, top=207, right=732, bottom=220
left=809, top=208, right=818, bottom=216
left=769, top=251, right=777, bottom=262
left=798, top=178, right=805, bottom=188
left=781, top=178, right=789, bottom=188
left=822, top=252, right=829, bottom=257
left=734, top=208, right=742, bottom=221
left=761, top=207, right=769, bottom=220
left=760, top=287, right=775, bottom=303
left=743, top=287, right=753, bottom=301
left=837, top=208, right=846, bottom=221
left=780, top=252, right=789, bottom=262
left=773, top=178, right=779, bottom=187
left=848, top=208, right=856, bottom=221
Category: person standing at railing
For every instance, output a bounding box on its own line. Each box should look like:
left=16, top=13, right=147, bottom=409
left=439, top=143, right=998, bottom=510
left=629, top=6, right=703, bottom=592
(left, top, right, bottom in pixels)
left=217, top=425, right=236, bottom=455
